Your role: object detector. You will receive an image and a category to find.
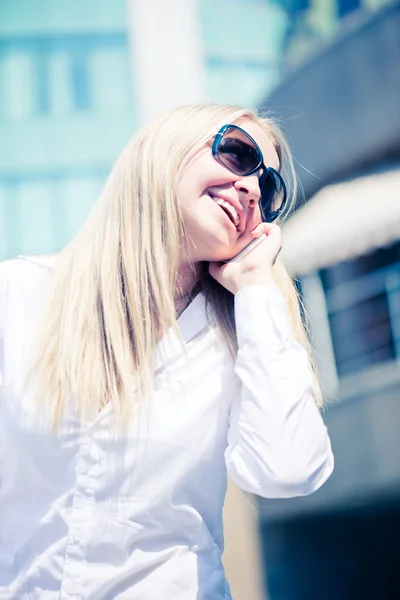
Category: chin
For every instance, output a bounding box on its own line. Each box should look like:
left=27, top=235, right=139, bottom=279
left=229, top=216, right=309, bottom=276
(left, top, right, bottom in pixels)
left=189, top=229, right=243, bottom=263
left=203, top=245, right=240, bottom=263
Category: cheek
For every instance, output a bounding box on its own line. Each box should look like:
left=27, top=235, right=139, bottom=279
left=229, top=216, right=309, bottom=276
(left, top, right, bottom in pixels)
left=177, top=151, right=211, bottom=204
left=177, top=175, right=194, bottom=206
left=245, top=207, right=263, bottom=232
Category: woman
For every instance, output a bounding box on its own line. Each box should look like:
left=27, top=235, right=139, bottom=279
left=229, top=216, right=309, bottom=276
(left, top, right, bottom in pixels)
left=0, top=103, right=333, bottom=599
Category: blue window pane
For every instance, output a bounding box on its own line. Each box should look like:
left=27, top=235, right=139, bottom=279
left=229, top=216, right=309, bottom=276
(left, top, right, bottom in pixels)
left=0, top=187, right=8, bottom=258
left=89, top=48, right=132, bottom=112
left=2, top=52, right=37, bottom=120
left=62, top=177, right=102, bottom=241
left=17, top=181, right=56, bottom=255
left=206, top=64, right=280, bottom=106
left=0, top=185, right=23, bottom=259
left=199, top=0, right=289, bottom=60
left=48, top=52, right=75, bottom=115
left=199, top=0, right=289, bottom=104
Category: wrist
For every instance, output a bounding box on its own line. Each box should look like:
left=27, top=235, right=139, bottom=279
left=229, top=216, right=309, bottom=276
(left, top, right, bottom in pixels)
left=232, top=271, right=276, bottom=294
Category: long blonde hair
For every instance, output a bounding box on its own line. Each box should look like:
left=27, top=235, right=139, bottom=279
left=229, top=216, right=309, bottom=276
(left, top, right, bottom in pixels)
left=29, top=103, right=322, bottom=428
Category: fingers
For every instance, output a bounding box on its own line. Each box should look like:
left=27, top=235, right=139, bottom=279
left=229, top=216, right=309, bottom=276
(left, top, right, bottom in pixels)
left=267, top=223, right=282, bottom=248
left=208, top=223, right=282, bottom=293
left=251, top=224, right=282, bottom=257
left=251, top=222, right=280, bottom=239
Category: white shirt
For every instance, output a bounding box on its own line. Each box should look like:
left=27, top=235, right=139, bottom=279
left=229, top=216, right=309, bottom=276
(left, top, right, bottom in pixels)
left=0, top=256, right=334, bottom=600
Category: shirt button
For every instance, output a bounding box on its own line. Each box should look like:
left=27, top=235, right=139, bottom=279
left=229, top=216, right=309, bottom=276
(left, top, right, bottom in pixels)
left=70, top=530, right=81, bottom=543
left=63, top=581, right=76, bottom=596
left=76, top=458, right=86, bottom=471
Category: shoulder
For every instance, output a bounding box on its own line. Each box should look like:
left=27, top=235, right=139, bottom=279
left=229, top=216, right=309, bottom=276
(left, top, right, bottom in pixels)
left=0, top=253, right=59, bottom=310
left=1, top=253, right=58, bottom=281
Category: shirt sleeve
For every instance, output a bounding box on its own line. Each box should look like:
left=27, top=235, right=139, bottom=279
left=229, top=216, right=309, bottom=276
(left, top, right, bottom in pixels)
left=224, top=285, right=334, bottom=499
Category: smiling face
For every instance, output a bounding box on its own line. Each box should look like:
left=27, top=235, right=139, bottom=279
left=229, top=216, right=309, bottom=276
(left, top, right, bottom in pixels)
left=177, top=119, right=281, bottom=264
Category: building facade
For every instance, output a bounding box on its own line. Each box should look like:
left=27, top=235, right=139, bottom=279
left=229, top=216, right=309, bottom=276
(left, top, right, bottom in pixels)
left=258, top=1, right=400, bottom=598
left=0, top=0, right=135, bottom=260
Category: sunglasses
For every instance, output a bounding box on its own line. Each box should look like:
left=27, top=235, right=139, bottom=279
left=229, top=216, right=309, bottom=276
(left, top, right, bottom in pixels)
left=211, top=124, right=287, bottom=223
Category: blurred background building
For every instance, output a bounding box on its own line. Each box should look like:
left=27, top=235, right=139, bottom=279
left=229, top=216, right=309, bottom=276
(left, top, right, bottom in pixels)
left=1, top=0, right=399, bottom=599
left=258, top=1, right=400, bottom=598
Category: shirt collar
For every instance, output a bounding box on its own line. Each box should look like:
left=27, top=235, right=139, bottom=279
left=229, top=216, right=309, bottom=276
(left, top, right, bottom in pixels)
left=155, top=291, right=212, bottom=373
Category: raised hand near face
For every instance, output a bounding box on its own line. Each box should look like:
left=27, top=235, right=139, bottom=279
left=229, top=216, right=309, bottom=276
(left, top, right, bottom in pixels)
left=208, top=222, right=281, bottom=294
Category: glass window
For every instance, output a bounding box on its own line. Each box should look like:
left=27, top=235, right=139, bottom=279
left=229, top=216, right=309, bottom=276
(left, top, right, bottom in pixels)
left=320, top=242, right=400, bottom=377
left=1, top=51, right=37, bottom=120
left=0, top=186, right=8, bottom=258
left=199, top=0, right=289, bottom=105
left=89, top=48, right=132, bottom=112
left=0, top=175, right=104, bottom=261
left=18, top=181, right=56, bottom=255
left=48, top=52, right=75, bottom=115
left=62, top=176, right=102, bottom=241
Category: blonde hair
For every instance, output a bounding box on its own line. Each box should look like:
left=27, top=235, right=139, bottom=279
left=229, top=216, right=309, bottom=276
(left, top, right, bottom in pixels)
left=29, top=103, right=322, bottom=428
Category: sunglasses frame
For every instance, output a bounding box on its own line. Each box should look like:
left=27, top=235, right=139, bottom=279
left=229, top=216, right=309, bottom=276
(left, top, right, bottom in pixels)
left=211, top=124, right=287, bottom=222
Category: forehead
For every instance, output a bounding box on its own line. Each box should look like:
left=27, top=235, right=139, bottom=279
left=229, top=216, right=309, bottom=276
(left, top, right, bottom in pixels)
left=235, top=120, right=280, bottom=171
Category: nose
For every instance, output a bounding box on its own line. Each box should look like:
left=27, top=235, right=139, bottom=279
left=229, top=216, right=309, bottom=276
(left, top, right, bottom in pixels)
left=233, top=174, right=261, bottom=208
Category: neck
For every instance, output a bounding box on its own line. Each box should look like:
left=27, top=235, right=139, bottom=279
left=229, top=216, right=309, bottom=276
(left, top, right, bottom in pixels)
left=174, top=260, right=203, bottom=311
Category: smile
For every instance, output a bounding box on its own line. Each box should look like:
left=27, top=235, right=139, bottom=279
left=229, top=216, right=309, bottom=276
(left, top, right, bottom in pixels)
left=209, top=195, right=240, bottom=228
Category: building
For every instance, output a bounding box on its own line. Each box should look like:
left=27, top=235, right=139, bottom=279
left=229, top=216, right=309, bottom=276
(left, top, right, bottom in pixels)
left=0, top=0, right=135, bottom=260
left=257, top=1, right=400, bottom=598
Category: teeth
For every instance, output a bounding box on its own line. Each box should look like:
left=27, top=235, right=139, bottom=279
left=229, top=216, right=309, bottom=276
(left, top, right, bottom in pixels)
left=211, top=197, right=240, bottom=227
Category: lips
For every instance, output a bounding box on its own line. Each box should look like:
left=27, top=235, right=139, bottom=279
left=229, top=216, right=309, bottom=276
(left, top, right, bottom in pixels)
left=209, top=195, right=241, bottom=229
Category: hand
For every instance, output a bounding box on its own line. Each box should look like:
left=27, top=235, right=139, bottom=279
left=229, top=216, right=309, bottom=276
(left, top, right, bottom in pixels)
left=209, top=223, right=281, bottom=294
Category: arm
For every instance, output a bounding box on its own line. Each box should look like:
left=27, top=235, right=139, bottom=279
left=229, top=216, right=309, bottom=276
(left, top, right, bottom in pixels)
left=209, top=223, right=334, bottom=498
left=224, top=285, right=334, bottom=498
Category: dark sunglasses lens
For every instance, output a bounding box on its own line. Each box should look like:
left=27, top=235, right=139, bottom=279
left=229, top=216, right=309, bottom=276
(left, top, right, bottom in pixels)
left=260, top=170, right=286, bottom=222
left=217, top=129, right=260, bottom=175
